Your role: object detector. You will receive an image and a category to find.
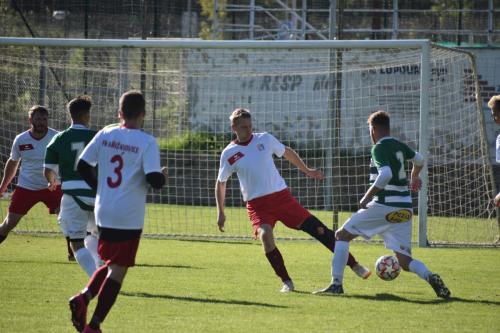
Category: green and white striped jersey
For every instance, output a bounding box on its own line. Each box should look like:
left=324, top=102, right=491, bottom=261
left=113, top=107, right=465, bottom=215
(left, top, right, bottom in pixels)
left=44, top=124, right=97, bottom=199
left=370, top=137, right=416, bottom=208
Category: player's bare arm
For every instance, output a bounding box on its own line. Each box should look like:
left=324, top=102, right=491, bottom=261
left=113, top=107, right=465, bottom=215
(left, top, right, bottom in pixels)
left=359, top=185, right=383, bottom=209
left=409, top=153, right=424, bottom=192
left=0, top=158, right=20, bottom=195
left=283, top=146, right=325, bottom=180
left=43, top=167, right=60, bottom=191
left=360, top=165, right=392, bottom=208
left=215, top=180, right=227, bottom=232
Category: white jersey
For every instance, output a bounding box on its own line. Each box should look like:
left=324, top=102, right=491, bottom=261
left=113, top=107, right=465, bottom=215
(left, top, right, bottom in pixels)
left=217, top=132, right=287, bottom=201
left=10, top=128, right=58, bottom=190
left=496, top=133, right=500, bottom=163
left=79, top=125, right=162, bottom=230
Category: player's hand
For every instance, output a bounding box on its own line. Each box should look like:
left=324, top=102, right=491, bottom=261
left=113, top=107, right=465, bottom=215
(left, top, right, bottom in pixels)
left=410, top=177, right=422, bottom=192
left=217, top=212, right=226, bottom=232
left=306, top=168, right=325, bottom=180
left=161, top=167, right=168, bottom=181
left=359, top=195, right=372, bottom=209
left=0, top=185, right=6, bottom=198
left=494, top=193, right=500, bottom=207
left=47, top=180, right=60, bottom=191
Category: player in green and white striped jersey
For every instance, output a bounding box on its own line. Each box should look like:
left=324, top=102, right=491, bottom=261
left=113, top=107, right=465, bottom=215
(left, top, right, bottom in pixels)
left=315, top=111, right=451, bottom=299
left=44, top=96, right=99, bottom=277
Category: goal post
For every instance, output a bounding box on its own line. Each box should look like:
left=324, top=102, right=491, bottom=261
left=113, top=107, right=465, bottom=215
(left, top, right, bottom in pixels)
left=0, top=37, right=497, bottom=246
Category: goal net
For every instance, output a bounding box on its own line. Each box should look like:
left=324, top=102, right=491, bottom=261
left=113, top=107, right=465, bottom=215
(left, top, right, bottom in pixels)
left=0, top=38, right=497, bottom=246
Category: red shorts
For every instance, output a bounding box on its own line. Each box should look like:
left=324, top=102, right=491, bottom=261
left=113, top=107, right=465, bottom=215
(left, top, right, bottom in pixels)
left=9, top=186, right=62, bottom=215
left=246, top=189, right=311, bottom=237
left=98, top=237, right=141, bottom=267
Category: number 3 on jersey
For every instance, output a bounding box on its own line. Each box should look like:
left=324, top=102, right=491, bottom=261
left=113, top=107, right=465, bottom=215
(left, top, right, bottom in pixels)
left=107, top=154, right=123, bottom=188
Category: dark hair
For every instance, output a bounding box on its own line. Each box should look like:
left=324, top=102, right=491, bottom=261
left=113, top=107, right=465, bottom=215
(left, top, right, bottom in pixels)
left=367, top=110, right=390, bottom=129
left=119, top=90, right=145, bottom=119
left=28, top=105, right=49, bottom=118
left=68, top=95, right=92, bottom=120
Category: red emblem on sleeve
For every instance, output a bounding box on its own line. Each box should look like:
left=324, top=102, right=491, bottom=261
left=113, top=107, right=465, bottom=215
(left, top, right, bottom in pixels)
left=228, top=151, right=245, bottom=165
left=19, top=144, right=34, bottom=151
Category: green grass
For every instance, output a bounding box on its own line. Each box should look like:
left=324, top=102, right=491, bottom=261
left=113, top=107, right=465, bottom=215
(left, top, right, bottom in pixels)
left=0, top=234, right=499, bottom=332
left=2, top=198, right=499, bottom=244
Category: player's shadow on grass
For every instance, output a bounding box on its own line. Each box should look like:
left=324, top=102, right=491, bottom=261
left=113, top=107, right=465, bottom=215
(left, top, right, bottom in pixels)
left=320, top=293, right=500, bottom=306
left=121, top=291, right=287, bottom=308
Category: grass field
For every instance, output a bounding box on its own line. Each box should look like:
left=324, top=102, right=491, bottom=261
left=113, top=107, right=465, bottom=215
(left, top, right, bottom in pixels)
left=3, top=198, right=499, bottom=244
left=0, top=233, right=499, bottom=333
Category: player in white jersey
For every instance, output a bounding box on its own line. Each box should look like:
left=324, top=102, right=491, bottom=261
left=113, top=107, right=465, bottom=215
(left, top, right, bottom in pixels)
left=68, top=91, right=168, bottom=333
left=315, top=111, right=451, bottom=299
left=44, top=96, right=100, bottom=277
left=0, top=106, right=64, bottom=247
left=216, top=108, right=370, bottom=293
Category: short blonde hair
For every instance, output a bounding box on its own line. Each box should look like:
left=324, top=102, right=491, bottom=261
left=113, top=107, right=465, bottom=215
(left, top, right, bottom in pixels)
left=229, top=108, right=251, bottom=124
left=488, top=95, right=500, bottom=111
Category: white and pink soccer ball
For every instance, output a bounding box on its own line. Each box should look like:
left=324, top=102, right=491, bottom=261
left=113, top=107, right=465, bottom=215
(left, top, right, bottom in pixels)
left=375, top=255, right=401, bottom=281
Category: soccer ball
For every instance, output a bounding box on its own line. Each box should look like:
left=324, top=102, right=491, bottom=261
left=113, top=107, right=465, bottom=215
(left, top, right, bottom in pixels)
left=375, top=255, right=401, bottom=281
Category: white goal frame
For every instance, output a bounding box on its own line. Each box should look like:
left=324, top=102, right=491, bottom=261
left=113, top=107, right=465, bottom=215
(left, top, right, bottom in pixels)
left=0, top=37, right=446, bottom=247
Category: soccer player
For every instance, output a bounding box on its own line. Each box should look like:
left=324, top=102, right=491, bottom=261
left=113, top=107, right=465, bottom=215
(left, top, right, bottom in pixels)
left=215, top=108, right=370, bottom=293
left=68, top=90, right=167, bottom=333
left=314, top=110, right=451, bottom=299
left=44, top=96, right=100, bottom=276
left=0, top=106, right=65, bottom=250
left=489, top=95, right=500, bottom=205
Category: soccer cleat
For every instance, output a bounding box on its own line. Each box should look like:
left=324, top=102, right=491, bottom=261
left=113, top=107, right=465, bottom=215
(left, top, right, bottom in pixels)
left=68, top=254, right=76, bottom=262
left=82, top=325, right=102, bottom=333
left=351, top=263, right=372, bottom=279
left=312, top=283, right=344, bottom=295
left=280, top=280, right=295, bottom=293
left=427, top=273, right=451, bottom=299
left=69, top=293, right=88, bottom=332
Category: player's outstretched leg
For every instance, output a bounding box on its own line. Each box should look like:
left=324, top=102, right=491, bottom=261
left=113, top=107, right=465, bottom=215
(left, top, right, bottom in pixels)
left=299, top=216, right=371, bottom=279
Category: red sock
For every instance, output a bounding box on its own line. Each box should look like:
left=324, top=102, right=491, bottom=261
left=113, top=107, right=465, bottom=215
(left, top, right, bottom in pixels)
left=89, top=277, right=122, bottom=327
left=85, top=265, right=108, bottom=300
left=265, top=247, right=291, bottom=282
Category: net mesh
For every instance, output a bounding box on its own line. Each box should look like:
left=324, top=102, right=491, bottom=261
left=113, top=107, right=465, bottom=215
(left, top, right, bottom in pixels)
left=0, top=40, right=497, bottom=245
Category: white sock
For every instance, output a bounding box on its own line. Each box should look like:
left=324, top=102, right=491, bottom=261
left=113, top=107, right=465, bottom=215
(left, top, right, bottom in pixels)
left=74, top=247, right=97, bottom=277
left=409, top=259, right=432, bottom=281
left=84, top=234, right=101, bottom=267
left=332, top=241, right=350, bottom=285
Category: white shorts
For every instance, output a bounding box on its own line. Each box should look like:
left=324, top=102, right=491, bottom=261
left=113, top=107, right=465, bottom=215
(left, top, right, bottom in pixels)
left=342, top=202, right=413, bottom=256
left=58, top=194, right=96, bottom=240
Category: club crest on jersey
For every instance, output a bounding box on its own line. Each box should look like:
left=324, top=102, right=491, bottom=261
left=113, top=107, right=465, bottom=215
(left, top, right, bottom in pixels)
left=228, top=151, right=245, bottom=165
left=257, top=143, right=265, bottom=151
left=19, top=143, right=34, bottom=151
left=385, top=209, right=412, bottom=223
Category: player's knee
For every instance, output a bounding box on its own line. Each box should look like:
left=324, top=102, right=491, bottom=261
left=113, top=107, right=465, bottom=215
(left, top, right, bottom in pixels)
left=335, top=228, right=351, bottom=241
left=300, top=216, right=328, bottom=236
